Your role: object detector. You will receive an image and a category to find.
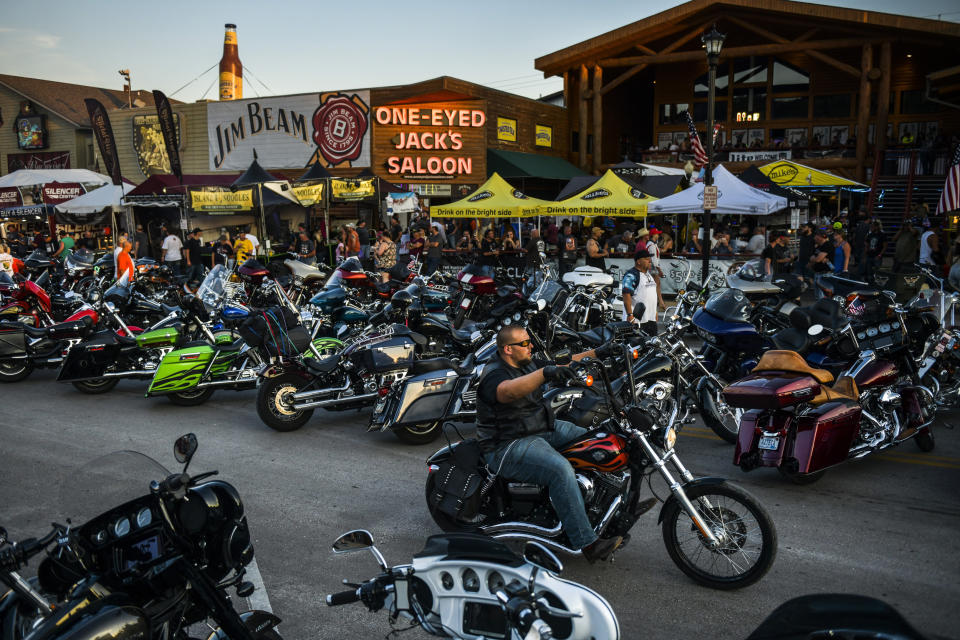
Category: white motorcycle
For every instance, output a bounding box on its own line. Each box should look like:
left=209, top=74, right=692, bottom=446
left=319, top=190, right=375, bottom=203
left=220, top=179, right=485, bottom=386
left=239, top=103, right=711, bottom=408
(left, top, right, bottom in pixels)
left=325, top=529, right=619, bottom=640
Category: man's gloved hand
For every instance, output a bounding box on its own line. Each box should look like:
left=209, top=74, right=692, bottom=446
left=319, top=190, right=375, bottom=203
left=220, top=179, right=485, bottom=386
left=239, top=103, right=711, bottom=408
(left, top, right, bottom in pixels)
left=594, top=342, right=620, bottom=360
left=543, top=365, right=578, bottom=384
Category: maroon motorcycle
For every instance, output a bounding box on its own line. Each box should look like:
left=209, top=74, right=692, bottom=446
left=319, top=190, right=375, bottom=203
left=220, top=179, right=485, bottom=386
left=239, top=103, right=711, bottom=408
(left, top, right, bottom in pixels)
left=725, top=313, right=937, bottom=484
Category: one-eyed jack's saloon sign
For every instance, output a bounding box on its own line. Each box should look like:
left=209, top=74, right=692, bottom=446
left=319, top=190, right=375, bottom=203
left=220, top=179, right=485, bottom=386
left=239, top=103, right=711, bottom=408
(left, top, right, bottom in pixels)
left=372, top=100, right=486, bottom=183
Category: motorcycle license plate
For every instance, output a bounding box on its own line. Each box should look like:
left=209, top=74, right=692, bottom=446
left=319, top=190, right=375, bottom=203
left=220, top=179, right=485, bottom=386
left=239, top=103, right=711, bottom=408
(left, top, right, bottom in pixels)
left=758, top=436, right=780, bottom=451
left=460, top=298, right=472, bottom=309
left=374, top=398, right=386, bottom=414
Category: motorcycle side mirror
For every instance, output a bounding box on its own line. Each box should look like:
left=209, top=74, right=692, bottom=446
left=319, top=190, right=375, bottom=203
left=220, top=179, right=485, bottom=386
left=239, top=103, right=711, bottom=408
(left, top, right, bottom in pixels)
left=174, top=433, right=198, bottom=470
left=808, top=324, right=824, bottom=337
left=523, top=542, right=563, bottom=575
left=536, top=298, right=547, bottom=311
left=553, top=349, right=572, bottom=366
left=332, top=529, right=388, bottom=572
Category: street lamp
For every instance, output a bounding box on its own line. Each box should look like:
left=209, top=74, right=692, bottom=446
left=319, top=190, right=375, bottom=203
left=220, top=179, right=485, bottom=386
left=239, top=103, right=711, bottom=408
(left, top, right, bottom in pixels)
left=700, top=25, right=725, bottom=286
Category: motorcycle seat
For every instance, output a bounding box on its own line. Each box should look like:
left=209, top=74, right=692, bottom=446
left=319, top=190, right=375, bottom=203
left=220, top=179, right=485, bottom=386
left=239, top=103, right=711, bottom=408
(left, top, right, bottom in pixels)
left=305, top=354, right=340, bottom=374
left=376, top=282, right=393, bottom=294
left=751, top=350, right=834, bottom=384
left=496, top=284, right=517, bottom=298
left=216, top=339, right=245, bottom=353
left=451, top=326, right=476, bottom=342
left=769, top=328, right=809, bottom=353
left=412, top=357, right=456, bottom=375
left=117, top=334, right=139, bottom=347
left=810, top=375, right=859, bottom=405
left=161, top=303, right=181, bottom=315
left=19, top=323, right=48, bottom=338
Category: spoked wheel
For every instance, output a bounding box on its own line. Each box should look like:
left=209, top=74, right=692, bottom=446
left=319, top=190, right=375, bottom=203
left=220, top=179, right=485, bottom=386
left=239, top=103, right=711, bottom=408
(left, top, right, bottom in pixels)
left=256, top=373, right=313, bottom=432
left=72, top=378, right=119, bottom=394
left=0, top=360, right=33, bottom=383
left=393, top=421, right=442, bottom=445
left=662, top=481, right=777, bottom=589
left=698, top=377, right=742, bottom=445
left=167, top=387, right=215, bottom=406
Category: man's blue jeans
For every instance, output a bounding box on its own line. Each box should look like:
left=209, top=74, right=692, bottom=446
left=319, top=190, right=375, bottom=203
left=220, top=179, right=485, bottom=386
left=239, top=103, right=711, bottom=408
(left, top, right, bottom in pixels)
left=482, top=420, right=596, bottom=549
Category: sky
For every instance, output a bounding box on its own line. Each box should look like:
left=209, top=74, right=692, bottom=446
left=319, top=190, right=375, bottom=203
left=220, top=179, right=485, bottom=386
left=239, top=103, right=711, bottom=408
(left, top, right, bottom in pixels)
left=0, top=0, right=957, bottom=103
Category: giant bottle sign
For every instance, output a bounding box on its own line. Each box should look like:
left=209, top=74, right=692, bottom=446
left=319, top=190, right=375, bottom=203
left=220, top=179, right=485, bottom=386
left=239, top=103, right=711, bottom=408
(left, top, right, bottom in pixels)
left=207, top=91, right=371, bottom=171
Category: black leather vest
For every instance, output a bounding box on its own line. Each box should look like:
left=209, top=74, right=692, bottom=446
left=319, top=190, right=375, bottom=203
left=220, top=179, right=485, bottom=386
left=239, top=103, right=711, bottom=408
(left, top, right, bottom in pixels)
left=476, top=354, right=550, bottom=453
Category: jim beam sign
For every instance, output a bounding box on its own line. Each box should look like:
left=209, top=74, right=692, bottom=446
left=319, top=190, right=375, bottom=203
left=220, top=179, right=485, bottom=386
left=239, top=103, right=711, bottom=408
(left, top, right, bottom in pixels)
left=373, top=100, right=486, bottom=182
left=208, top=91, right=371, bottom=171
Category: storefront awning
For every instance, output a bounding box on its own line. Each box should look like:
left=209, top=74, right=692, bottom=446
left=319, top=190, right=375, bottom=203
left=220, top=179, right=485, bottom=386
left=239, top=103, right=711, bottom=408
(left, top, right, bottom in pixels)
left=540, top=170, right=657, bottom=218
left=1, top=204, right=55, bottom=220
left=487, top=148, right=586, bottom=180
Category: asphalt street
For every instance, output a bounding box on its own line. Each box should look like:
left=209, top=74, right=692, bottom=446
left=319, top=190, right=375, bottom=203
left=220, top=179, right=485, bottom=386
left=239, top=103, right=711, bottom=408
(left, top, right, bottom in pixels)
left=2, top=370, right=959, bottom=639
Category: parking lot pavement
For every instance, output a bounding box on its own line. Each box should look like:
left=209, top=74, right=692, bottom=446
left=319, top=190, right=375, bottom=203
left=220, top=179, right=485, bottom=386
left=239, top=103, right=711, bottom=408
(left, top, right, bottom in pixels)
left=2, top=371, right=959, bottom=639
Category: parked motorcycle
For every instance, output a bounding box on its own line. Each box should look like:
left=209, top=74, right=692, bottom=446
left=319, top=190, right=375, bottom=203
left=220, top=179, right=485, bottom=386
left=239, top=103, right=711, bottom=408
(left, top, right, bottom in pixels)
left=726, top=311, right=938, bottom=484
left=325, top=529, right=619, bottom=640
left=0, top=433, right=282, bottom=640
left=425, top=349, right=777, bottom=589
left=0, top=315, right=96, bottom=383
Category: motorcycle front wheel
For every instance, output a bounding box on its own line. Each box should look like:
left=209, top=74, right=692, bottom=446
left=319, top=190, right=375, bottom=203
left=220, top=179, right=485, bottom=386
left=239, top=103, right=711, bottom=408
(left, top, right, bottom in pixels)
left=72, top=378, right=119, bottom=394
left=661, top=481, right=777, bottom=590
left=698, top=377, right=741, bottom=445
left=167, top=387, right=215, bottom=406
left=256, top=373, right=314, bottom=432
left=0, top=360, right=33, bottom=383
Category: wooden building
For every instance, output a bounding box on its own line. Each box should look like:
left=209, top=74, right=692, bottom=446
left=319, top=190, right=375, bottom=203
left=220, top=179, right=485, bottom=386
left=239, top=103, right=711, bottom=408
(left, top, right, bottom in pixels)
left=535, top=0, right=960, bottom=180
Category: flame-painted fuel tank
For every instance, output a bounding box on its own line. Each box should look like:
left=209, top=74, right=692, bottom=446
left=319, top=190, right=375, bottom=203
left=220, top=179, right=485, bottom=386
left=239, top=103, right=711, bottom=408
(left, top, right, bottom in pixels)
left=561, top=431, right=629, bottom=472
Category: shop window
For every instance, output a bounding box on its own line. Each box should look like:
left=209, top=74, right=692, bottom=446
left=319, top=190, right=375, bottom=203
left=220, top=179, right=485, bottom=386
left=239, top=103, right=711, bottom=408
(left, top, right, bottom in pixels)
left=659, top=103, right=690, bottom=125
left=868, top=91, right=894, bottom=116
left=771, top=96, right=809, bottom=119
left=732, top=88, right=766, bottom=122
left=692, top=101, right=727, bottom=123
left=771, top=59, right=809, bottom=93
left=733, top=56, right=768, bottom=84
left=813, top=94, right=852, bottom=118
left=900, top=90, right=940, bottom=114
left=572, top=132, right=594, bottom=154
left=694, top=66, right=729, bottom=97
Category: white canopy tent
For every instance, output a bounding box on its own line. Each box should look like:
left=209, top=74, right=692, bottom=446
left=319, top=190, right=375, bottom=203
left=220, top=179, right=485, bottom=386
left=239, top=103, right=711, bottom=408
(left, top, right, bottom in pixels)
left=647, top=165, right=787, bottom=215
left=55, top=183, right=135, bottom=215
left=0, top=169, right=111, bottom=188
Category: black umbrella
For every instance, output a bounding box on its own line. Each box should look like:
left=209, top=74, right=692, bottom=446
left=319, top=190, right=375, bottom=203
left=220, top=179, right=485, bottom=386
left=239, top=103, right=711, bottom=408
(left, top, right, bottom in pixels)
left=297, top=162, right=333, bottom=182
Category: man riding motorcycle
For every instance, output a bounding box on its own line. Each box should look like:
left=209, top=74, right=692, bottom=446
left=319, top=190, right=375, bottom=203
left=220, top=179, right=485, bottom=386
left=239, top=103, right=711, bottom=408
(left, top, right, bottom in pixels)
left=476, top=325, right=646, bottom=563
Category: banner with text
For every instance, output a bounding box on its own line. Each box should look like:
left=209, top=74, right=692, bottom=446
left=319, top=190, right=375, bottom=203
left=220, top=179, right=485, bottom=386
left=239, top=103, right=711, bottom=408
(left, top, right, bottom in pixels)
left=189, top=188, right=254, bottom=212
left=331, top=179, right=375, bottom=201
left=208, top=91, right=371, bottom=171
left=291, top=183, right=324, bottom=206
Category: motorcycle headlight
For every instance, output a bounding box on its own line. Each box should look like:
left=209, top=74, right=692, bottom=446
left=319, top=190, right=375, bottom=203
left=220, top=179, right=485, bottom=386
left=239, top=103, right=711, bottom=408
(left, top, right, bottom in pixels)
left=663, top=426, right=677, bottom=450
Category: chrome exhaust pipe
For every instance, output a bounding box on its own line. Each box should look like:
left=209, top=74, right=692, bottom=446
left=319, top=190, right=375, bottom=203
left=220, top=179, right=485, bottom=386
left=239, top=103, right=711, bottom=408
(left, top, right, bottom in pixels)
left=294, top=391, right=378, bottom=410
left=482, top=521, right=562, bottom=537
left=101, top=369, right=156, bottom=378
left=292, top=378, right=350, bottom=401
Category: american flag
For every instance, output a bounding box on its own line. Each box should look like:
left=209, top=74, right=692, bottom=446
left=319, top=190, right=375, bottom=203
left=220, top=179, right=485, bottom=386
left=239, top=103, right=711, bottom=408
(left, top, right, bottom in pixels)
left=684, top=111, right=709, bottom=168
left=937, top=144, right=960, bottom=215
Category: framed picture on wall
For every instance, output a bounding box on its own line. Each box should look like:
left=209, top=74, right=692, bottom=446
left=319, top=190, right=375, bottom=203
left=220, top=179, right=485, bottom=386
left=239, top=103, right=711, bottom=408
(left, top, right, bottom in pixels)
left=731, top=129, right=749, bottom=148
left=748, top=128, right=765, bottom=146
left=786, top=128, right=807, bottom=145
left=657, top=132, right=673, bottom=149
left=811, top=126, right=830, bottom=147
left=672, top=131, right=687, bottom=145
left=923, top=121, right=939, bottom=142
left=828, top=126, right=849, bottom=146
left=867, top=123, right=894, bottom=144
left=898, top=122, right=920, bottom=143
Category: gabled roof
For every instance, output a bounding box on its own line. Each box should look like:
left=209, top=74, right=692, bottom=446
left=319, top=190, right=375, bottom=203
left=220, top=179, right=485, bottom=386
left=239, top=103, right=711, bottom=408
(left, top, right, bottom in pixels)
left=535, top=0, right=960, bottom=76
left=0, top=74, right=175, bottom=127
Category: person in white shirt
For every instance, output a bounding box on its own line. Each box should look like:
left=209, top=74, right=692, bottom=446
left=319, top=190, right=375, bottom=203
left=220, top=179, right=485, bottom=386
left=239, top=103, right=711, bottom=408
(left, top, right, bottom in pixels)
left=0, top=243, right=14, bottom=278
left=246, top=232, right=261, bottom=256
left=647, top=229, right=667, bottom=309
left=161, top=230, right=184, bottom=276
left=919, top=225, right=938, bottom=267
left=746, top=225, right=767, bottom=254
left=621, top=249, right=659, bottom=335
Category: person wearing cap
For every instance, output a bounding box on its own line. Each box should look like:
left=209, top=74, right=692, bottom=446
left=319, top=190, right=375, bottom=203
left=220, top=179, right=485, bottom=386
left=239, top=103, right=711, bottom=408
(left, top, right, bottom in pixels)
left=621, top=249, right=658, bottom=335
left=234, top=230, right=254, bottom=265
left=645, top=228, right=668, bottom=309
left=762, top=231, right=793, bottom=277
left=585, top=226, right=607, bottom=270
left=184, top=228, right=204, bottom=283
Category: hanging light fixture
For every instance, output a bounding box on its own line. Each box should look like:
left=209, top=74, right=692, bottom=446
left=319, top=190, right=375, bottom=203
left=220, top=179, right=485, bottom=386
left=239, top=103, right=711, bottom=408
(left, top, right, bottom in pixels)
left=702, top=25, right=726, bottom=57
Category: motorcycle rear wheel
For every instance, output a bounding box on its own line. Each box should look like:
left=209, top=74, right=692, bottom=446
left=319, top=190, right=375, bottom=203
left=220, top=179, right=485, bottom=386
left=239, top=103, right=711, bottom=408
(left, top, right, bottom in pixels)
left=661, top=482, right=777, bottom=590
left=698, top=377, right=741, bottom=445
left=167, top=387, right=215, bottom=406
left=0, top=360, right=33, bottom=383
left=256, top=373, right=314, bottom=432
left=72, top=378, right=119, bottom=394
left=393, top=421, right=442, bottom=445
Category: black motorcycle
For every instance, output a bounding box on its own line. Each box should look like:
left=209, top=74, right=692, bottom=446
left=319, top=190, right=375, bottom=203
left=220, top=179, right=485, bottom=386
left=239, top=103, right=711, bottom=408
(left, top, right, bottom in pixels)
left=0, top=434, right=281, bottom=640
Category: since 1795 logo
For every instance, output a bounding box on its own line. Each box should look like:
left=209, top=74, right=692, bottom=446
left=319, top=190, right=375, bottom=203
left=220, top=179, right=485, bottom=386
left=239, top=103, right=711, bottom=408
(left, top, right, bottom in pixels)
left=312, top=93, right=369, bottom=166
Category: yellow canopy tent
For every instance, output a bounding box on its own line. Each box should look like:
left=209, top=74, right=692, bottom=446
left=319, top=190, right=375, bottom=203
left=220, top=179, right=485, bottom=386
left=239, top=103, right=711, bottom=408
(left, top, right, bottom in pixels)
left=758, top=160, right=866, bottom=188
left=431, top=173, right=550, bottom=218
left=537, top=169, right=658, bottom=218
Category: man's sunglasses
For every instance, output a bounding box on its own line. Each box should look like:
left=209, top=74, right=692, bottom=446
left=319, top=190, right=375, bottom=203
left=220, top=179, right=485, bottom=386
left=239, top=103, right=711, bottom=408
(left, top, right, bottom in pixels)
left=507, top=339, right=532, bottom=348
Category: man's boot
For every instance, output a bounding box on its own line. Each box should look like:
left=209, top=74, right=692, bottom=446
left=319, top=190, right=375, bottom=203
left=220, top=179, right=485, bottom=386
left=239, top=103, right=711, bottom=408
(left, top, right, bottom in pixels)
left=582, top=536, right=624, bottom=564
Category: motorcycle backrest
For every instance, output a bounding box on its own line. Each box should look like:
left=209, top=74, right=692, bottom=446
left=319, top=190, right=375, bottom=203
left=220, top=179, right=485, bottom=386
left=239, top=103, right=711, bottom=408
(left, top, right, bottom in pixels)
left=633, top=301, right=646, bottom=320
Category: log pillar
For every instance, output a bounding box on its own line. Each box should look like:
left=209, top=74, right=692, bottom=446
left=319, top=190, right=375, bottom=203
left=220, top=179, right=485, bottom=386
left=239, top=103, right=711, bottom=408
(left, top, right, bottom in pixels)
left=875, top=42, right=892, bottom=162
left=579, top=65, right=589, bottom=170
left=855, top=43, right=873, bottom=182
left=592, top=65, right=603, bottom=173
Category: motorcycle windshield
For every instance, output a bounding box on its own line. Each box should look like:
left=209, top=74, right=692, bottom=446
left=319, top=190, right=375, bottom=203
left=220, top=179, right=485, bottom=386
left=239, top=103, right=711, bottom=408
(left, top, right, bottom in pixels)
left=197, top=264, right=229, bottom=307
left=733, top=259, right=768, bottom=282
left=58, top=450, right=171, bottom=525
left=338, top=257, right=363, bottom=273
left=703, top=288, right=752, bottom=323
left=67, top=249, right=95, bottom=267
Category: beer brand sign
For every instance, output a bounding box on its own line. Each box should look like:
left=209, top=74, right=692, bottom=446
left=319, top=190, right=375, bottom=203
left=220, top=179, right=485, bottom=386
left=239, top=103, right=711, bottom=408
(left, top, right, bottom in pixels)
left=535, top=124, right=552, bottom=147
left=496, top=117, right=517, bottom=143
left=207, top=91, right=371, bottom=171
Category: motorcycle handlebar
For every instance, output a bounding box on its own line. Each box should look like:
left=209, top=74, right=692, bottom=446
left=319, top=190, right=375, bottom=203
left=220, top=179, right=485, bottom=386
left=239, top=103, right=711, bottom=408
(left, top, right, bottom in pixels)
left=0, top=525, right=61, bottom=571
left=326, top=588, right=361, bottom=606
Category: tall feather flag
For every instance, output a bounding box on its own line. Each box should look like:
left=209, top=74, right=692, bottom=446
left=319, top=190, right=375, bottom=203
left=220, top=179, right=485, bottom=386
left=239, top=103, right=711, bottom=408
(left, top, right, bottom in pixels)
left=84, top=98, right=122, bottom=186
left=684, top=111, right=709, bottom=168
left=936, top=143, right=960, bottom=215
left=152, top=90, right=182, bottom=183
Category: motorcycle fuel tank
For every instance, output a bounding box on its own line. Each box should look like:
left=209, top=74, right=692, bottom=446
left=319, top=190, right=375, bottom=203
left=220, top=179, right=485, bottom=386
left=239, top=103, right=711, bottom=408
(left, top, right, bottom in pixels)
left=30, top=599, right=149, bottom=640
left=853, top=359, right=899, bottom=389
left=692, top=307, right=764, bottom=353
left=310, top=287, right=347, bottom=314
left=562, top=432, right=629, bottom=472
